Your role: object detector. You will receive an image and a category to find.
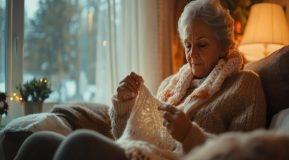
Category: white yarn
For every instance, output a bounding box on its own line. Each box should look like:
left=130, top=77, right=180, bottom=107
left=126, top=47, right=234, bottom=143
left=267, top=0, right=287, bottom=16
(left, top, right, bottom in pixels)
left=117, top=85, right=178, bottom=160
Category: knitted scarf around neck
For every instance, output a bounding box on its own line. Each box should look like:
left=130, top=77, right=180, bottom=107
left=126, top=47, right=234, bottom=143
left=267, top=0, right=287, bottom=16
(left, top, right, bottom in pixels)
left=157, top=51, right=243, bottom=114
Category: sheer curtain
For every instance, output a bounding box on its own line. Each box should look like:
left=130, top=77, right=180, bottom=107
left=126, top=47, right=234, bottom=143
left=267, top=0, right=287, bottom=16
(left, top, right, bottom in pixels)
left=95, top=0, right=164, bottom=106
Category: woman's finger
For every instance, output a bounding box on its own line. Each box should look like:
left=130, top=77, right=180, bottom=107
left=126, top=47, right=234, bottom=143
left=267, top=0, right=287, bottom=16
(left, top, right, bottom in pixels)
left=158, top=103, right=178, bottom=114
left=116, top=83, right=126, bottom=92
left=130, top=72, right=144, bottom=85
left=128, top=73, right=143, bottom=91
left=119, top=76, right=138, bottom=92
left=118, top=81, right=135, bottom=93
left=117, top=89, right=136, bottom=101
left=117, top=84, right=136, bottom=96
left=125, top=77, right=139, bottom=91
left=130, top=72, right=143, bottom=81
left=130, top=72, right=140, bottom=84
left=163, top=111, right=176, bottom=123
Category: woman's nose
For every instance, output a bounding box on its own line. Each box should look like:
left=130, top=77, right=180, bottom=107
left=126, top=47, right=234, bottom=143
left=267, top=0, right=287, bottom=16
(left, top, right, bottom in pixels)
left=188, top=48, right=198, bottom=58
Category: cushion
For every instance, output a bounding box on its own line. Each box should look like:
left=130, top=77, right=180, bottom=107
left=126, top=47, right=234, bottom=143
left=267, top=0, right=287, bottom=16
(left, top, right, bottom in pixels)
left=245, top=45, right=289, bottom=126
left=3, top=113, right=72, bottom=135
left=50, top=102, right=113, bottom=139
left=270, top=108, right=289, bottom=133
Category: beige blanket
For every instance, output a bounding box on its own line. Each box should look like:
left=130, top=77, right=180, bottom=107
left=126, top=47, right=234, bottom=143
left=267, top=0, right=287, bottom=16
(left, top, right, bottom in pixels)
left=50, top=102, right=113, bottom=139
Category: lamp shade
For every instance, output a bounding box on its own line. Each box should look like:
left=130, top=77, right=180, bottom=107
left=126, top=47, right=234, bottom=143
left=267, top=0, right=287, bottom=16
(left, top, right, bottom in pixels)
left=238, top=3, right=289, bottom=61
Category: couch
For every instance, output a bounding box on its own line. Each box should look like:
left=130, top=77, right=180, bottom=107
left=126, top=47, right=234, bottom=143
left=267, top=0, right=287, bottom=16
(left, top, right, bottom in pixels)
left=244, top=45, right=289, bottom=127
left=0, top=45, right=289, bottom=160
left=0, top=103, right=113, bottom=160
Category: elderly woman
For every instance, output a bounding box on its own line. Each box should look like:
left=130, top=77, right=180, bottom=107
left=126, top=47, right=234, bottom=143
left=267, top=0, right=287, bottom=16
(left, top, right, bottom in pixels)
left=110, top=0, right=266, bottom=156
left=14, top=0, right=266, bottom=160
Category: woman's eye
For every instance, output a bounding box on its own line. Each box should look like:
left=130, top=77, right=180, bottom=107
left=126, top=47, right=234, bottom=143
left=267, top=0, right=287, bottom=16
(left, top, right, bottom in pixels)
left=185, top=44, right=191, bottom=50
left=198, top=43, right=207, bottom=48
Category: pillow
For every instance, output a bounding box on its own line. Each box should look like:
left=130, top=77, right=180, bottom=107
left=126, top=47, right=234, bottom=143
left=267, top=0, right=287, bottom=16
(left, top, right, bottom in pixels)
left=270, top=108, right=289, bottom=133
left=50, top=102, right=113, bottom=139
left=3, top=113, right=72, bottom=135
left=245, top=45, right=289, bottom=126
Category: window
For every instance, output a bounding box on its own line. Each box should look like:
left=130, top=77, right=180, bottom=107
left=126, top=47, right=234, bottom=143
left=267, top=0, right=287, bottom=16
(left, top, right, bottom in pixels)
left=24, top=0, right=116, bottom=103
left=0, top=0, right=6, bottom=92
left=3, top=0, right=164, bottom=125
left=6, top=0, right=161, bottom=108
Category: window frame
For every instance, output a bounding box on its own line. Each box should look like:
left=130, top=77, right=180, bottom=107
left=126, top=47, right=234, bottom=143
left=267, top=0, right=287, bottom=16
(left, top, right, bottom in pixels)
left=6, top=0, right=24, bottom=94
left=6, top=0, right=55, bottom=117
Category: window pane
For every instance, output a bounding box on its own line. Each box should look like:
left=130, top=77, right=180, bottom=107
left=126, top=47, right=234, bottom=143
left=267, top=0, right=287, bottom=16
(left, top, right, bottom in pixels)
left=24, top=0, right=110, bottom=103
left=0, top=0, right=6, bottom=92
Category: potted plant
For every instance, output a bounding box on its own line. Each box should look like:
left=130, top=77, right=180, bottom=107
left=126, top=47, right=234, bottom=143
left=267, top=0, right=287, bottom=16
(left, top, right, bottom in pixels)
left=16, top=78, right=52, bottom=115
left=0, top=92, right=8, bottom=125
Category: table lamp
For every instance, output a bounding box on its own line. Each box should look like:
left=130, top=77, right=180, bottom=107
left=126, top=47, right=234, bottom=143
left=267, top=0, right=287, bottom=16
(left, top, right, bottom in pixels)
left=238, top=3, right=289, bottom=62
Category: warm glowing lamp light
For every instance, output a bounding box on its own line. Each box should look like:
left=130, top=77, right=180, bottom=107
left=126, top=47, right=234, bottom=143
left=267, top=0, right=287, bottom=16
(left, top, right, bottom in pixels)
left=238, top=3, right=289, bottom=61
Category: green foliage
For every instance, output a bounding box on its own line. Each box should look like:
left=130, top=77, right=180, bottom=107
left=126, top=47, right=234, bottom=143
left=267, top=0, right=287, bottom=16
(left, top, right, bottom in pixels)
left=25, top=0, right=81, bottom=76
left=24, top=0, right=102, bottom=100
left=16, top=78, right=52, bottom=103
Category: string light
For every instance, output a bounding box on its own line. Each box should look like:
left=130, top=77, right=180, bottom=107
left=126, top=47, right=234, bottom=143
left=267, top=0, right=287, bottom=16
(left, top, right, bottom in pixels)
left=7, top=78, right=50, bottom=103
left=8, top=93, right=23, bottom=102
left=0, top=78, right=51, bottom=117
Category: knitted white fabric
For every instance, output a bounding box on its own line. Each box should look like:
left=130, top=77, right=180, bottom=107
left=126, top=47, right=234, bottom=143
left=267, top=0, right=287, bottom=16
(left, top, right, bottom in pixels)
left=116, top=85, right=178, bottom=160
left=157, top=51, right=243, bottom=113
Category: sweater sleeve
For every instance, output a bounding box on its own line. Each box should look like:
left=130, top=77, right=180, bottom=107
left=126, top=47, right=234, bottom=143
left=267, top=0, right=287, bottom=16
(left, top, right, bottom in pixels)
left=175, top=122, right=215, bottom=154
left=229, top=71, right=266, bottom=131
left=176, top=71, right=266, bottom=154
left=109, top=75, right=172, bottom=139
left=109, top=95, right=136, bottom=139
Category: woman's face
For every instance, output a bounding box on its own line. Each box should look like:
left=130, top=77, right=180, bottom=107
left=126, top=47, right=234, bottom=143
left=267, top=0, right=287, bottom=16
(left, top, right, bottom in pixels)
left=184, top=19, right=225, bottom=78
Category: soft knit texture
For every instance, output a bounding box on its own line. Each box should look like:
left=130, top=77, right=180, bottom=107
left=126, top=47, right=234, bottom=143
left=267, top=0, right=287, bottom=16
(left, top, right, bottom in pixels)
left=116, top=85, right=178, bottom=160
left=157, top=51, right=242, bottom=107
left=183, top=130, right=289, bottom=160
left=110, top=51, right=266, bottom=159
left=157, top=51, right=243, bottom=114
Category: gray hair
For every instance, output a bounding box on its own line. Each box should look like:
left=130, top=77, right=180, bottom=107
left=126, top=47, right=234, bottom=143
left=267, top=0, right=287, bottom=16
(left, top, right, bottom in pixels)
left=178, top=0, right=235, bottom=52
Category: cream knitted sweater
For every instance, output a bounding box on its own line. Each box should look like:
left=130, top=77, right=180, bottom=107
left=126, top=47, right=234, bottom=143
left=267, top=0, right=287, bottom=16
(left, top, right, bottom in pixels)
left=110, top=51, right=266, bottom=159
left=110, top=70, right=266, bottom=154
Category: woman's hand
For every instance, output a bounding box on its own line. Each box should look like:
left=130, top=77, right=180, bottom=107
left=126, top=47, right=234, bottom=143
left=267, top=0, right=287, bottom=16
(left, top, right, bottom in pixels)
left=115, top=72, right=143, bottom=101
left=158, top=103, right=192, bottom=142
